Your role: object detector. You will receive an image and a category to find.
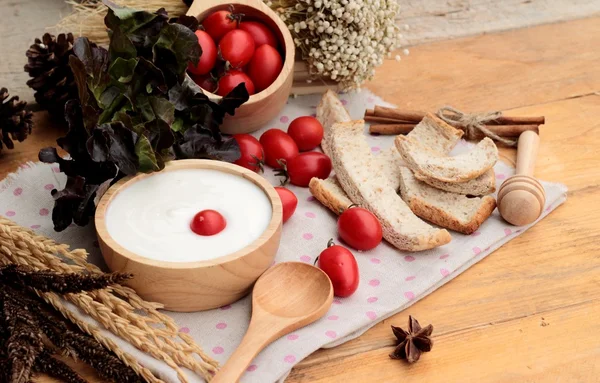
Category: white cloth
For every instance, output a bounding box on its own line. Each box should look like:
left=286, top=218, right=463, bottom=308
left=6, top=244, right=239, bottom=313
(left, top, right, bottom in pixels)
left=0, top=90, right=567, bottom=383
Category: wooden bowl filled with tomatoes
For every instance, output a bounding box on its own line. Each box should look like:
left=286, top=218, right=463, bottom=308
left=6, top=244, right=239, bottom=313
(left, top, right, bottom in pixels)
left=186, top=0, right=295, bottom=134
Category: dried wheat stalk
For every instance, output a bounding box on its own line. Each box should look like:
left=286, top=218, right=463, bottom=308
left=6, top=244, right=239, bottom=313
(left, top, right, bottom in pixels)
left=55, top=0, right=188, bottom=46
left=0, top=216, right=219, bottom=382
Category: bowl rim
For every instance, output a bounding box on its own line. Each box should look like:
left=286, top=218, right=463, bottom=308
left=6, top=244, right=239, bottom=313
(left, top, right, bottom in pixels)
left=94, top=159, right=283, bottom=270
left=186, top=0, right=295, bottom=103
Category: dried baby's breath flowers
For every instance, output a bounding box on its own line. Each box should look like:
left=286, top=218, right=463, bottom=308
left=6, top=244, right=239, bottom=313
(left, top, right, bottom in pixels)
left=267, top=0, right=402, bottom=90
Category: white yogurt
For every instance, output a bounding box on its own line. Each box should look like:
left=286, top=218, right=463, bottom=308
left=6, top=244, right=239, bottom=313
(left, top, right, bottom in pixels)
left=105, top=169, right=272, bottom=262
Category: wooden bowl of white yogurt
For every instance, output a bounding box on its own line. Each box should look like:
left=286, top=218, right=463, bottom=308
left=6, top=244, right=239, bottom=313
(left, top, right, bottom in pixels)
left=95, top=159, right=282, bottom=312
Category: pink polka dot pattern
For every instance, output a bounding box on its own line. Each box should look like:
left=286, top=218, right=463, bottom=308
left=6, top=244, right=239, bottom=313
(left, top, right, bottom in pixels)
left=440, top=268, right=450, bottom=277
left=302, top=233, right=313, bottom=240
left=30, top=225, right=41, bottom=229
left=370, top=257, right=381, bottom=264
left=471, top=231, right=481, bottom=236
left=39, top=208, right=49, bottom=216
left=367, top=297, right=378, bottom=303
left=496, top=173, right=506, bottom=180
left=220, top=304, right=232, bottom=310
left=5, top=211, right=15, bottom=217
left=333, top=298, right=342, bottom=305
left=327, top=315, right=339, bottom=320
left=179, top=327, right=190, bottom=333
left=439, top=254, right=449, bottom=259
left=370, top=146, right=381, bottom=153
left=405, top=276, right=416, bottom=281
left=52, top=166, right=60, bottom=173
left=305, top=212, right=316, bottom=218
left=13, top=187, right=23, bottom=196
left=404, top=291, right=415, bottom=300
left=284, top=355, right=296, bottom=363
left=216, top=322, right=227, bottom=330
left=287, top=334, right=299, bottom=340
left=306, top=196, right=316, bottom=202
left=247, top=365, right=258, bottom=372
left=404, top=255, right=415, bottom=262
left=310, top=113, right=317, bottom=118
left=280, top=116, right=289, bottom=123
left=44, top=184, right=55, bottom=190
left=340, top=99, right=348, bottom=105
left=325, top=330, right=337, bottom=338
left=299, top=255, right=311, bottom=263
left=366, top=311, right=377, bottom=320
left=367, top=96, right=375, bottom=103
left=504, top=228, right=512, bottom=236
left=473, top=247, right=482, bottom=255
left=212, top=346, right=224, bottom=355
left=368, top=279, right=380, bottom=287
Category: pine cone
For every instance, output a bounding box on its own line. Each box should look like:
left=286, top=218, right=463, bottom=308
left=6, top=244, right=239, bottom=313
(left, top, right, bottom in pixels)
left=24, top=33, right=77, bottom=119
left=0, top=88, right=33, bottom=152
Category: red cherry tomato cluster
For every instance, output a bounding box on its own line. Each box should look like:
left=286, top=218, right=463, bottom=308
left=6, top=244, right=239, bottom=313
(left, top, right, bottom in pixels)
left=188, top=9, right=283, bottom=97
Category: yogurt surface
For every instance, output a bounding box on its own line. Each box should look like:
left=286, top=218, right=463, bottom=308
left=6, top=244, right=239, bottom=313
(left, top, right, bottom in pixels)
left=105, top=168, right=272, bottom=262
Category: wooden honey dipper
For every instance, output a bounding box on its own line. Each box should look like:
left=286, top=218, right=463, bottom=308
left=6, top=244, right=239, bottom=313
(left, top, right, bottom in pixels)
left=497, top=130, right=546, bottom=226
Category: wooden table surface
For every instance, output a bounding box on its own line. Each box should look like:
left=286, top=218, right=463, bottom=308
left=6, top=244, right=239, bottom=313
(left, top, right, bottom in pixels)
left=3, top=15, right=599, bottom=383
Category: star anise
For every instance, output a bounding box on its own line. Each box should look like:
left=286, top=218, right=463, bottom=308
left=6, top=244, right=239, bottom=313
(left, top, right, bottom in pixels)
left=389, top=315, right=433, bottom=363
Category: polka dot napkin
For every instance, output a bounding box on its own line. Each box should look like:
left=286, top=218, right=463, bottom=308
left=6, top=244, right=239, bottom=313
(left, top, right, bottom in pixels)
left=0, top=90, right=567, bottom=383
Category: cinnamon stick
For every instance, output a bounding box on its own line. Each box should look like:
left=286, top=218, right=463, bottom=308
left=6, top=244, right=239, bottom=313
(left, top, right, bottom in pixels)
left=364, top=116, right=417, bottom=124
left=369, top=123, right=539, bottom=137
left=368, top=105, right=545, bottom=125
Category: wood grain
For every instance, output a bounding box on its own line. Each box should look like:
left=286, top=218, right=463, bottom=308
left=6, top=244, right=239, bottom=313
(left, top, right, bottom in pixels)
left=14, top=13, right=600, bottom=383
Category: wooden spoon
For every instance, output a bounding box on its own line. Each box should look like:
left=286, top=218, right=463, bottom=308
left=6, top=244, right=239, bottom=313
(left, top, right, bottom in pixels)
left=211, top=262, right=333, bottom=383
left=497, top=130, right=546, bottom=226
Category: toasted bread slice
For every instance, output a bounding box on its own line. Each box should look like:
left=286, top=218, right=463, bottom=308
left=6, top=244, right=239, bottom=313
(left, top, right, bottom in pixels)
left=309, top=177, right=353, bottom=215
left=395, top=136, right=498, bottom=183
left=407, top=113, right=463, bottom=154
left=414, top=168, right=496, bottom=196
left=398, top=167, right=496, bottom=234
left=329, top=120, right=451, bottom=251
left=316, top=89, right=352, bottom=156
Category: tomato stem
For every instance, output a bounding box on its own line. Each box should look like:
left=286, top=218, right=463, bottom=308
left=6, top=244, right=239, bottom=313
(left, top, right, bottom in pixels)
left=327, top=238, right=335, bottom=248
left=274, top=159, right=290, bottom=185
left=313, top=256, right=319, bottom=266
left=250, top=154, right=265, bottom=173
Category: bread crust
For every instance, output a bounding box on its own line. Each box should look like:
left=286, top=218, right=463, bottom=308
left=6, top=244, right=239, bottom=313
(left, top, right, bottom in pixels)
left=308, top=177, right=352, bottom=215
left=414, top=168, right=496, bottom=196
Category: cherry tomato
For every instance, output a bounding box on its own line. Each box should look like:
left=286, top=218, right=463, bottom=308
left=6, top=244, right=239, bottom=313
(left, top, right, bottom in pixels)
left=217, top=70, right=255, bottom=96
left=274, top=186, right=298, bottom=223
left=317, top=240, right=359, bottom=297
left=338, top=207, right=382, bottom=251
left=280, top=152, right=331, bottom=187
left=239, top=21, right=278, bottom=48
left=247, top=44, right=283, bottom=92
left=188, top=30, right=217, bottom=75
left=233, top=134, right=264, bottom=172
left=190, top=210, right=227, bottom=236
left=202, top=10, right=238, bottom=41
left=192, top=74, right=217, bottom=93
left=219, top=29, right=255, bottom=68
left=259, top=129, right=299, bottom=169
left=287, top=116, right=324, bottom=151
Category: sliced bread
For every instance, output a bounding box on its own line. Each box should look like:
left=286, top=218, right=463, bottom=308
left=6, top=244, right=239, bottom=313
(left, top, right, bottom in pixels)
left=414, top=168, right=496, bottom=196
left=329, top=120, right=451, bottom=251
left=406, top=113, right=463, bottom=154
left=309, top=177, right=353, bottom=215
left=398, top=167, right=497, bottom=234
left=316, top=89, right=352, bottom=156
left=395, top=135, right=498, bottom=183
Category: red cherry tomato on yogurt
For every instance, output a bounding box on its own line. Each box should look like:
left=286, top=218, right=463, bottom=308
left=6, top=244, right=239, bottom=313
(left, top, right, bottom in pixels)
left=219, top=29, right=255, bottom=68
left=188, top=30, right=217, bottom=75
left=317, top=240, right=359, bottom=297
left=233, top=134, right=264, bottom=172
left=287, top=116, right=324, bottom=151
left=239, top=21, right=278, bottom=48
left=247, top=44, right=283, bottom=92
left=217, top=70, right=255, bottom=96
left=281, top=152, right=331, bottom=187
left=274, top=186, right=298, bottom=223
left=190, top=210, right=227, bottom=236
left=259, top=129, right=299, bottom=169
left=202, top=10, right=238, bottom=41
left=338, top=207, right=382, bottom=251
